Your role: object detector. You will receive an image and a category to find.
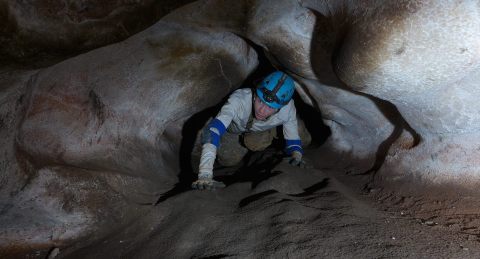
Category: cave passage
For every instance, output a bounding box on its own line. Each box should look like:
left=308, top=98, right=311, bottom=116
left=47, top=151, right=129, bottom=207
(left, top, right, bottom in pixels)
left=160, top=45, right=331, bottom=203
left=4, top=1, right=480, bottom=257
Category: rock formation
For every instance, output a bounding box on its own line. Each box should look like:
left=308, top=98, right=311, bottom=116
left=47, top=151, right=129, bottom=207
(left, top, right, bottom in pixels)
left=2, top=0, right=480, bottom=257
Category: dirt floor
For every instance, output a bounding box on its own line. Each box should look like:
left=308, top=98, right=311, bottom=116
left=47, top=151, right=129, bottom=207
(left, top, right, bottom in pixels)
left=53, top=149, right=480, bottom=258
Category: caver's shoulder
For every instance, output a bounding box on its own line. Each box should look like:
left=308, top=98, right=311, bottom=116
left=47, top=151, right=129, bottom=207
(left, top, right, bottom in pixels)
left=230, top=88, right=252, bottom=99
left=277, top=99, right=296, bottom=120
left=227, top=88, right=252, bottom=107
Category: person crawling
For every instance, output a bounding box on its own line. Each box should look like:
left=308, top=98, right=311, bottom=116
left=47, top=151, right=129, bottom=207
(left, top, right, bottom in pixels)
left=192, top=71, right=306, bottom=190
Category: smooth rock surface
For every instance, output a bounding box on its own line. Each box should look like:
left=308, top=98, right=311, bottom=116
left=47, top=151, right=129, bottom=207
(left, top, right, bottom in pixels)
left=0, top=0, right=195, bottom=66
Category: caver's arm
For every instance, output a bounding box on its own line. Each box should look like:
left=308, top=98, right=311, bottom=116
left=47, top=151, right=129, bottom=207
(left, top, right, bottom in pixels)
left=282, top=102, right=305, bottom=166
left=193, top=92, right=243, bottom=189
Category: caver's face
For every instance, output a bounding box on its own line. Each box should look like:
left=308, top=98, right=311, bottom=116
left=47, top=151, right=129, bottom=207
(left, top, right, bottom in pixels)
left=254, top=95, right=278, bottom=120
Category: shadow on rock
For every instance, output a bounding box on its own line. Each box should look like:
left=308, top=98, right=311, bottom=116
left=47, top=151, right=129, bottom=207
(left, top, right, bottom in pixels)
left=238, top=178, right=329, bottom=208
left=155, top=104, right=222, bottom=204
left=308, top=9, right=421, bottom=177
left=216, top=147, right=285, bottom=188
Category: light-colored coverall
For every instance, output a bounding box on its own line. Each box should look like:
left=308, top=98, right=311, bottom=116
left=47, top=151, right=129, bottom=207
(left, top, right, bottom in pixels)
left=199, top=88, right=303, bottom=179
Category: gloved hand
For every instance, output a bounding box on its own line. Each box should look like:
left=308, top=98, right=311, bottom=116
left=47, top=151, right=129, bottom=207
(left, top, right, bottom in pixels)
left=287, top=151, right=306, bottom=168
left=191, top=174, right=226, bottom=190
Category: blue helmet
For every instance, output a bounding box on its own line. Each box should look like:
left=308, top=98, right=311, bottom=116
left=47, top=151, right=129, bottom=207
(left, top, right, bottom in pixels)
left=256, top=71, right=295, bottom=109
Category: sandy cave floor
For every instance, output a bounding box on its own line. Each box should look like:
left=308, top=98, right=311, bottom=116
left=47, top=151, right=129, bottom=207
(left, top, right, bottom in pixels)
left=60, top=149, right=480, bottom=259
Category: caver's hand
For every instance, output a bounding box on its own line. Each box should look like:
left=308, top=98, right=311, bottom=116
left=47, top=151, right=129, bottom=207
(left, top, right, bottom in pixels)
left=287, top=151, right=306, bottom=168
left=191, top=175, right=226, bottom=190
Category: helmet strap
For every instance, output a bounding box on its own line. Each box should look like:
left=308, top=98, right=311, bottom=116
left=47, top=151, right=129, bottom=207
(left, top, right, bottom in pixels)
left=270, top=73, right=288, bottom=96
left=260, top=73, right=288, bottom=105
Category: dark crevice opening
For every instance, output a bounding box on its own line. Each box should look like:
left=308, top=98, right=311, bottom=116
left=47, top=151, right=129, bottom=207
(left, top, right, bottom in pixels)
left=293, top=94, right=331, bottom=147
left=157, top=43, right=330, bottom=204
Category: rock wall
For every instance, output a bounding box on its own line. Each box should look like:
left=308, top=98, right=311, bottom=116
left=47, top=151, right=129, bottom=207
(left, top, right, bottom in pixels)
left=0, top=0, right=195, bottom=66
left=2, top=0, right=480, bottom=255
left=1, top=16, right=258, bottom=255
left=330, top=0, right=480, bottom=188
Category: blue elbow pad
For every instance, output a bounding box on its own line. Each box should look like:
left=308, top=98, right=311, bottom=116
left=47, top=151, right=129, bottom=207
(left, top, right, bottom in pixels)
left=201, top=118, right=227, bottom=147
left=285, top=139, right=303, bottom=155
